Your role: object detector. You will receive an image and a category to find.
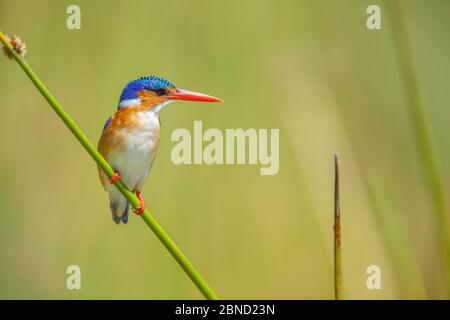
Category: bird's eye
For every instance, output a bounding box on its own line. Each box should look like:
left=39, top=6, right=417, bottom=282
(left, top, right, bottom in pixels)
left=155, top=88, right=166, bottom=96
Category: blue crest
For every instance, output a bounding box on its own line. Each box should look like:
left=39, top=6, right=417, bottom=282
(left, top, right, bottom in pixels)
left=119, top=76, right=175, bottom=101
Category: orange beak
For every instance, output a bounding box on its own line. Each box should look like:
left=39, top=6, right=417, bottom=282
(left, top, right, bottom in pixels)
left=168, top=89, right=223, bottom=103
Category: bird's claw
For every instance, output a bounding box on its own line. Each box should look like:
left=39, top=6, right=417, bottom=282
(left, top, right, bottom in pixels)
left=110, top=171, right=120, bottom=184
left=133, top=192, right=145, bottom=215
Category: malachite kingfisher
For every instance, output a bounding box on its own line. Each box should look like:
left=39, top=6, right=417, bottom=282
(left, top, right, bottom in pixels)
left=98, top=76, right=223, bottom=224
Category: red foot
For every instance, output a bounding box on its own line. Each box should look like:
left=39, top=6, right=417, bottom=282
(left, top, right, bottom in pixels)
left=110, top=171, right=120, bottom=184
left=133, top=192, right=145, bottom=215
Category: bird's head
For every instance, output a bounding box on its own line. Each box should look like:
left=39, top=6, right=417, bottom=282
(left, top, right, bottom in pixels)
left=118, top=76, right=223, bottom=112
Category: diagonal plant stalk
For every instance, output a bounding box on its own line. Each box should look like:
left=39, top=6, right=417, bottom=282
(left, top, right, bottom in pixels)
left=0, top=30, right=218, bottom=300
left=387, top=1, right=450, bottom=295
left=334, top=155, right=343, bottom=300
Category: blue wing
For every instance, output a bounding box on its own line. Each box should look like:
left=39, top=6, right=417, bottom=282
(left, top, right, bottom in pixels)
left=103, top=116, right=112, bottom=131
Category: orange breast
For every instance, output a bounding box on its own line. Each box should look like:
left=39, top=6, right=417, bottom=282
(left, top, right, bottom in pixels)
left=97, top=105, right=160, bottom=187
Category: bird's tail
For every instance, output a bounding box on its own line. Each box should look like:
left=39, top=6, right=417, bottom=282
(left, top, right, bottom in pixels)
left=109, top=193, right=129, bottom=225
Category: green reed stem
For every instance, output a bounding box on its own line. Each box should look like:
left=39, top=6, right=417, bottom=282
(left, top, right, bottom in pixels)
left=0, top=30, right=218, bottom=300
left=387, top=1, right=450, bottom=294
left=334, top=155, right=343, bottom=300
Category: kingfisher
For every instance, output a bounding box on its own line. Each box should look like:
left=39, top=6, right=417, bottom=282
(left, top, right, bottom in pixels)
left=98, top=76, right=223, bottom=224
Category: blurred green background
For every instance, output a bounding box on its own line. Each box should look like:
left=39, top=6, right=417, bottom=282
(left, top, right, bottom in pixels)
left=1, top=0, right=449, bottom=299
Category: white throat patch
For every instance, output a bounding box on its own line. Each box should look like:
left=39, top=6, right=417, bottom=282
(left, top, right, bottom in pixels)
left=152, top=99, right=175, bottom=114
left=118, top=98, right=141, bottom=108
left=118, top=99, right=174, bottom=113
